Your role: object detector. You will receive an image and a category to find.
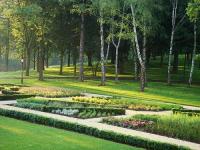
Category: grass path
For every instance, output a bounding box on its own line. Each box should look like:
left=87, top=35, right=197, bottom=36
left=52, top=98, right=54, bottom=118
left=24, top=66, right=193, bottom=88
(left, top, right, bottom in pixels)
left=0, top=116, right=142, bottom=150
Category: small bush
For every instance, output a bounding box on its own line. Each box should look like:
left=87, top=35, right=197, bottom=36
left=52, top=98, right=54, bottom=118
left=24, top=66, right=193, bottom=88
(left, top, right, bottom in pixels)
left=10, top=86, right=20, bottom=92
left=173, top=109, right=200, bottom=116
left=0, top=95, right=34, bottom=101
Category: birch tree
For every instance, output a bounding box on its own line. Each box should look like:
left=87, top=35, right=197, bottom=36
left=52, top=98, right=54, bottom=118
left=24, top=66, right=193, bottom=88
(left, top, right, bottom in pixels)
left=168, top=0, right=178, bottom=85
left=111, top=3, right=125, bottom=81
left=187, top=0, right=200, bottom=86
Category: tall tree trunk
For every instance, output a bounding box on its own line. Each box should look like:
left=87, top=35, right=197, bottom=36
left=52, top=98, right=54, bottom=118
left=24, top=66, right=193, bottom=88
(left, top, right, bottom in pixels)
left=37, top=48, right=39, bottom=72
left=46, top=48, right=49, bottom=68
left=87, top=54, right=92, bottom=67
left=33, top=49, right=36, bottom=70
left=112, top=4, right=124, bottom=81
left=5, top=21, right=10, bottom=72
left=38, top=46, right=44, bottom=81
left=25, top=47, right=31, bottom=76
left=105, top=43, right=110, bottom=63
left=68, top=49, right=71, bottom=67
left=131, top=4, right=145, bottom=92
left=73, top=57, right=77, bottom=77
left=59, top=50, right=64, bottom=75
left=189, top=23, right=197, bottom=87
left=168, top=0, right=178, bottom=85
left=79, top=12, right=85, bottom=82
left=133, top=49, right=139, bottom=81
left=100, top=11, right=106, bottom=86
left=143, top=27, right=147, bottom=86
left=115, top=47, right=119, bottom=81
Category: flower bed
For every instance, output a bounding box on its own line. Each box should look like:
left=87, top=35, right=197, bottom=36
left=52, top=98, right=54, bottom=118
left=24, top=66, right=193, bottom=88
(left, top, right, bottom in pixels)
left=72, top=97, right=182, bottom=111
left=103, top=117, right=153, bottom=129
left=102, top=114, right=200, bottom=143
left=19, top=86, right=81, bottom=98
left=14, top=102, right=125, bottom=119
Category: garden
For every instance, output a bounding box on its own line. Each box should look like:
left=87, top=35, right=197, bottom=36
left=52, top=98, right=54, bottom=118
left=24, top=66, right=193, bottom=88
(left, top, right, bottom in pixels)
left=0, top=84, right=199, bottom=150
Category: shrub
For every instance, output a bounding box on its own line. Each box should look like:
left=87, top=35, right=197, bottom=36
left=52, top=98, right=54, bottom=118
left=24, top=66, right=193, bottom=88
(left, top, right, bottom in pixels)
left=0, top=86, right=5, bottom=91
left=17, top=98, right=102, bottom=108
left=10, top=86, right=20, bottom=91
left=2, top=89, right=19, bottom=95
left=0, top=108, right=189, bottom=150
left=0, top=95, right=34, bottom=101
left=173, top=109, right=200, bottom=116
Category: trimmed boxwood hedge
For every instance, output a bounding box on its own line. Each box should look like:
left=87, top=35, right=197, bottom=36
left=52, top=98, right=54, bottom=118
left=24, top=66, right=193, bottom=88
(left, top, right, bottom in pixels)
left=14, top=102, right=125, bottom=116
left=0, top=108, right=189, bottom=150
left=173, top=109, right=200, bottom=116
left=0, top=94, right=35, bottom=101
left=17, top=98, right=119, bottom=108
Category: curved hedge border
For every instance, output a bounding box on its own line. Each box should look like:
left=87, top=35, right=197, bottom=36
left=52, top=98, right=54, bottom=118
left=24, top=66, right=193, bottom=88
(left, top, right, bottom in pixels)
left=0, top=108, right=189, bottom=150
left=173, top=109, right=200, bottom=116
left=0, top=94, right=35, bottom=101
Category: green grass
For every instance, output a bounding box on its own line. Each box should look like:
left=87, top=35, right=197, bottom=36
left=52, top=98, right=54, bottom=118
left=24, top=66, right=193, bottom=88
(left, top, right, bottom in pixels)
left=0, top=116, right=142, bottom=150
left=0, top=73, right=200, bottom=106
left=0, top=60, right=200, bottom=107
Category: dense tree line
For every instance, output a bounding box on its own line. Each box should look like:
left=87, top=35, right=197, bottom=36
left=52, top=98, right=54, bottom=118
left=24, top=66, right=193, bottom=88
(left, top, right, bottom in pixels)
left=0, top=0, right=200, bottom=91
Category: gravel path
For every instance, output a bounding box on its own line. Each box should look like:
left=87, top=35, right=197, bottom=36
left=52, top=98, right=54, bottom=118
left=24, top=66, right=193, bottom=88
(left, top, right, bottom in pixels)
left=0, top=104, right=199, bottom=150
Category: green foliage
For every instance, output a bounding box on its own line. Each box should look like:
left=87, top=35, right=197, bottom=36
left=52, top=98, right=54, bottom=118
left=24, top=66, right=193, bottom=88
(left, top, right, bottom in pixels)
left=187, top=0, right=200, bottom=22
left=173, top=109, right=200, bottom=116
left=0, top=94, right=34, bottom=101
left=0, top=108, right=189, bottom=150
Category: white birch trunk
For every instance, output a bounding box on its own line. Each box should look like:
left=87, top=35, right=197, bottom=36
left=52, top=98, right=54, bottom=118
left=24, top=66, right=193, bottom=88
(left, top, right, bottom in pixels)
left=100, top=11, right=106, bottom=86
left=168, top=0, right=178, bottom=85
left=131, top=4, right=145, bottom=92
left=189, top=23, right=197, bottom=86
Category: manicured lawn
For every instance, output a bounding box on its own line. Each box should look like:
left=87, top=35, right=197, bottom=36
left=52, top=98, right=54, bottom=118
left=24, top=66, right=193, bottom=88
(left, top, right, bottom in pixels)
left=0, top=70, right=200, bottom=107
left=0, top=116, right=142, bottom=150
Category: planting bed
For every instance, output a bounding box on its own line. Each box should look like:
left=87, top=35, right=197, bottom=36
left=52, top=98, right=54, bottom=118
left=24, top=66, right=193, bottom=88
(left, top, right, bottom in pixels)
left=14, top=98, right=125, bottom=119
left=72, top=97, right=182, bottom=111
left=19, top=86, right=81, bottom=98
left=0, top=84, right=33, bottom=100
left=102, top=114, right=200, bottom=143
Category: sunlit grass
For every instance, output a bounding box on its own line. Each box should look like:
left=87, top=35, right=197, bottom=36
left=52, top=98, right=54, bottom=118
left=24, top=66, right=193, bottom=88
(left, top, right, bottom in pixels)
left=0, top=116, right=142, bottom=150
left=0, top=66, right=200, bottom=106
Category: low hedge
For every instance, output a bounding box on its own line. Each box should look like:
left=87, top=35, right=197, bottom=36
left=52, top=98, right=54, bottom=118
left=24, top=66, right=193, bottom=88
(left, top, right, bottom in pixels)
left=0, top=94, right=35, bottom=101
left=173, top=109, right=200, bottom=116
left=14, top=102, right=125, bottom=116
left=0, top=108, right=189, bottom=150
left=17, top=98, right=117, bottom=108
